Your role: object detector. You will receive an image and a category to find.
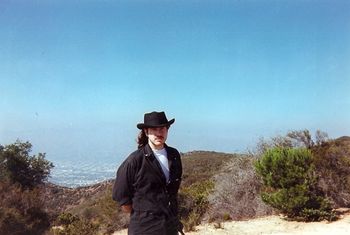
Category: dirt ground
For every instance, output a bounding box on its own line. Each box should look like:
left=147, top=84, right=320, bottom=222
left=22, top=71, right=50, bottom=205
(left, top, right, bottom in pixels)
left=113, top=209, right=350, bottom=235
left=185, top=213, right=350, bottom=235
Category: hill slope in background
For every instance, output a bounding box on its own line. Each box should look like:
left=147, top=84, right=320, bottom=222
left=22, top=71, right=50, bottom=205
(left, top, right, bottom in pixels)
left=43, top=150, right=236, bottom=214
left=181, top=151, right=238, bottom=187
left=44, top=150, right=236, bottom=234
left=42, top=180, right=113, bottom=215
left=43, top=137, right=350, bottom=234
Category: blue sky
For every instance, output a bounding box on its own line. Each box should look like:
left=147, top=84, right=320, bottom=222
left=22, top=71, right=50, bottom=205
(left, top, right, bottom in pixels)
left=1, top=0, right=350, bottom=164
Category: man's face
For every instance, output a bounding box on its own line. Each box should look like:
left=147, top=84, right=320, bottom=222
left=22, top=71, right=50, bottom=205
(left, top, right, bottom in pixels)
left=146, top=126, right=168, bottom=149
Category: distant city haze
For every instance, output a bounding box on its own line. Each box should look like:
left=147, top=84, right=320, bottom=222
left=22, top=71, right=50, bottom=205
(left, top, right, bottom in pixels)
left=1, top=1, right=349, bottom=186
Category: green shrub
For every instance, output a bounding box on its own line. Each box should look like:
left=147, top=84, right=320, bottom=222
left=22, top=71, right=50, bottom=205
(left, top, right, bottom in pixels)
left=66, top=185, right=129, bottom=234
left=57, top=213, right=80, bottom=226
left=89, top=186, right=128, bottom=233
left=0, top=140, right=53, bottom=189
left=255, top=147, right=335, bottom=221
left=0, top=141, right=53, bottom=234
left=54, top=212, right=98, bottom=235
left=252, top=130, right=350, bottom=208
left=222, top=213, right=231, bottom=221
left=178, top=180, right=214, bottom=231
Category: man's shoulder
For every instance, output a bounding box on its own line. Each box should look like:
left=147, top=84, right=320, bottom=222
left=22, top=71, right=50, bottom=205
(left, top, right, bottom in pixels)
left=125, top=148, right=144, bottom=162
left=118, top=148, right=144, bottom=171
left=165, top=145, right=180, bottom=156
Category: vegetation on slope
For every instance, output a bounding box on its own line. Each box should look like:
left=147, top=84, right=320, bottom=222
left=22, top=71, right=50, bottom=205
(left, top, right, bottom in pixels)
left=50, top=151, right=235, bottom=233
left=0, top=141, right=53, bottom=235
left=255, top=147, right=335, bottom=221
left=207, top=156, right=274, bottom=221
left=2, top=130, right=350, bottom=234
left=178, top=151, right=235, bottom=231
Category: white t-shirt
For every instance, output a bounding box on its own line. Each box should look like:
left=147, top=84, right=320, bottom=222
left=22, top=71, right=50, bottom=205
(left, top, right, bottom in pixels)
left=153, top=148, right=170, bottom=182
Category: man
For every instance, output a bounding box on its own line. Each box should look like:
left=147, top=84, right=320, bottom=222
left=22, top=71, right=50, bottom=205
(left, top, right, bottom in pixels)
left=113, top=111, right=183, bottom=235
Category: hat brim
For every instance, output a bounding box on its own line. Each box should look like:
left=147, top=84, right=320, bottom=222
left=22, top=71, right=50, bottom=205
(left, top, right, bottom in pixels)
left=137, top=118, right=175, bottom=130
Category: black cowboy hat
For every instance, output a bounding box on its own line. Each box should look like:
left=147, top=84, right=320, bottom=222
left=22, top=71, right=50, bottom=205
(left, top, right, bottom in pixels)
left=137, top=111, right=175, bottom=129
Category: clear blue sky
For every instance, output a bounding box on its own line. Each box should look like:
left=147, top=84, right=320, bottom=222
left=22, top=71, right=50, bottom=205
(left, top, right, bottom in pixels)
left=1, top=0, right=349, bottom=163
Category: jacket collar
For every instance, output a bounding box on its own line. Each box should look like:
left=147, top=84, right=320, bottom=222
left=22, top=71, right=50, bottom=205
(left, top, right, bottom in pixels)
left=143, top=143, right=153, bottom=157
left=143, top=143, right=175, bottom=184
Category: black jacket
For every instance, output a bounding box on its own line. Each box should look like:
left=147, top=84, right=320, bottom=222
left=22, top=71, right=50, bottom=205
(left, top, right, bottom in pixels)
left=113, top=144, right=182, bottom=217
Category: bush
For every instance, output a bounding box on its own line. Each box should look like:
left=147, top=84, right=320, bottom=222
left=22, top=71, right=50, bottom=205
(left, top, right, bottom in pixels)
left=255, top=147, right=335, bottom=221
left=53, top=212, right=98, bottom=235
left=207, top=156, right=273, bottom=222
left=176, top=151, right=234, bottom=231
left=0, top=141, right=53, bottom=234
left=0, top=140, right=53, bottom=189
left=66, top=185, right=129, bottom=234
left=311, top=137, right=350, bottom=207
left=0, top=181, right=50, bottom=235
left=178, top=180, right=214, bottom=232
left=252, top=130, right=350, bottom=209
left=87, top=186, right=129, bottom=233
left=56, top=213, right=80, bottom=226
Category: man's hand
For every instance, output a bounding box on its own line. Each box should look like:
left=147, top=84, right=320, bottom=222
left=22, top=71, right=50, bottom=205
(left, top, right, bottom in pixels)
left=121, top=204, right=132, bottom=213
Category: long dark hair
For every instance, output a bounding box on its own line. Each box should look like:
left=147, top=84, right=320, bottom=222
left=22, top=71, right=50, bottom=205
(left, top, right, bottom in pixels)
left=137, top=130, right=148, bottom=149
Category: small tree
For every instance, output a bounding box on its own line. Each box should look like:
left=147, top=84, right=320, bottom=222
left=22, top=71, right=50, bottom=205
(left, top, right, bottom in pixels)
left=0, top=140, right=53, bottom=189
left=255, top=147, right=335, bottom=221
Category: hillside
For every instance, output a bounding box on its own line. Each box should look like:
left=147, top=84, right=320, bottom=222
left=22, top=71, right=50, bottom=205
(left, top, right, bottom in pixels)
left=43, top=135, right=350, bottom=215
left=181, top=151, right=238, bottom=187
left=43, top=150, right=236, bottom=215
left=42, top=137, right=350, bottom=234
left=42, top=150, right=237, bottom=234
left=42, top=180, right=113, bottom=216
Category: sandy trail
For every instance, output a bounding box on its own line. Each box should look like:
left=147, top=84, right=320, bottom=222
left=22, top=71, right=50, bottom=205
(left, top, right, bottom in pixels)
left=113, top=210, right=350, bottom=235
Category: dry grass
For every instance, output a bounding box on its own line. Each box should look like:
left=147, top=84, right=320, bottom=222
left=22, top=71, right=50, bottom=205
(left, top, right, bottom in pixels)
left=207, top=156, right=274, bottom=222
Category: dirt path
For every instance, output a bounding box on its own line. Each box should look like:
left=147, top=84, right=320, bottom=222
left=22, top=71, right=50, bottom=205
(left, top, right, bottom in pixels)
left=113, top=210, right=350, bottom=235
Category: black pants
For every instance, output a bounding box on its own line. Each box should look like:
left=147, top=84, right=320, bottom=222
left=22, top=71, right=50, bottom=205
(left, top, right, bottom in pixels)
left=128, top=211, right=179, bottom=235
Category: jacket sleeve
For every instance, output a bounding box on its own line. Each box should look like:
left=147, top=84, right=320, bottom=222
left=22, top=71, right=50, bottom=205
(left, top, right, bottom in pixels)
left=112, top=157, right=137, bottom=206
